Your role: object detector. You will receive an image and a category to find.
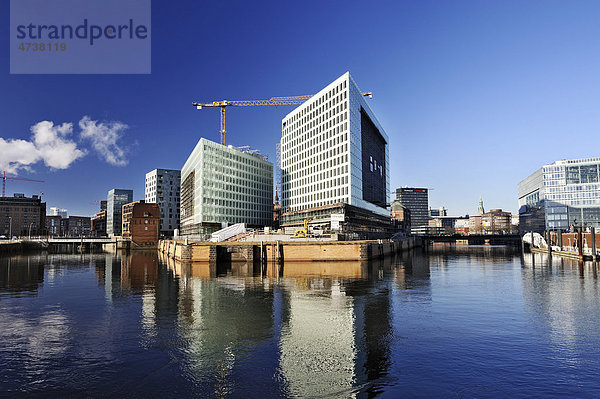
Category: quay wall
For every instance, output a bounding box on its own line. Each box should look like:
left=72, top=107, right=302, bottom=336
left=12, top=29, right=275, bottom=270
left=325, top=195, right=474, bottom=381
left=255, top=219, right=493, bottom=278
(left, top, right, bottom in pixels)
left=0, top=241, right=46, bottom=254
left=158, top=237, right=421, bottom=263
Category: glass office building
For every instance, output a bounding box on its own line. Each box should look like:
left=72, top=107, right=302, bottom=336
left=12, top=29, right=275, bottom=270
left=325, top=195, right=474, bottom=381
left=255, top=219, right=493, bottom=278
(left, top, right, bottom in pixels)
left=279, top=72, right=390, bottom=232
left=518, top=157, right=600, bottom=232
left=106, top=188, right=133, bottom=236
left=180, top=138, right=273, bottom=236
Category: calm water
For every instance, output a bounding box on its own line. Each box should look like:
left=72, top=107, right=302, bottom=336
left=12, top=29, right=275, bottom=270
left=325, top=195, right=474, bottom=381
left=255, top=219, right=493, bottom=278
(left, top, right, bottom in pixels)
left=1, top=246, right=600, bottom=398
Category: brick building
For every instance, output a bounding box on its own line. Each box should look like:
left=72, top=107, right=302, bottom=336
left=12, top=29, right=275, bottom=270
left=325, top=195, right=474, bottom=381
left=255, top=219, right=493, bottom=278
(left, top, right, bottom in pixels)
left=45, top=215, right=92, bottom=237
left=0, top=194, right=46, bottom=237
left=122, top=200, right=160, bottom=247
left=390, top=199, right=411, bottom=234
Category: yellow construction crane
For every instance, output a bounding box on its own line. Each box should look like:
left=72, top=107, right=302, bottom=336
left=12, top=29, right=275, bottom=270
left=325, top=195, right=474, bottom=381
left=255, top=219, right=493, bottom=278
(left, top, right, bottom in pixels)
left=192, top=95, right=314, bottom=145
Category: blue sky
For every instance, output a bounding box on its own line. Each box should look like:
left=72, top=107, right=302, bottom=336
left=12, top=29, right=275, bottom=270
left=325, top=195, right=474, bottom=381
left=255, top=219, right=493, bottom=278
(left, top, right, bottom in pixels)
left=1, top=0, right=600, bottom=217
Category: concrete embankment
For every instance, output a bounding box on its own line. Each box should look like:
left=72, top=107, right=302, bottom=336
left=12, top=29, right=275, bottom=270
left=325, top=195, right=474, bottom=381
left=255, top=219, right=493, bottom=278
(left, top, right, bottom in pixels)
left=158, top=237, right=422, bottom=263
left=0, top=241, right=47, bottom=254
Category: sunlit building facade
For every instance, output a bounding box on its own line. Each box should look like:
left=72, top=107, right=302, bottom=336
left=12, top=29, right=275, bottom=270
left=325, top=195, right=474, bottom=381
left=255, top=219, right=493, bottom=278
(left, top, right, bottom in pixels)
left=518, top=157, right=600, bottom=232
left=180, top=138, right=273, bottom=235
left=279, top=72, right=391, bottom=235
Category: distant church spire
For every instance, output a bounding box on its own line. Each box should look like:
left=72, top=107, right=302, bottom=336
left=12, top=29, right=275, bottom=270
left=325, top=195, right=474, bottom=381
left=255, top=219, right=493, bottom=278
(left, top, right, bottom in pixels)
left=274, top=188, right=279, bottom=205
left=478, top=197, right=485, bottom=215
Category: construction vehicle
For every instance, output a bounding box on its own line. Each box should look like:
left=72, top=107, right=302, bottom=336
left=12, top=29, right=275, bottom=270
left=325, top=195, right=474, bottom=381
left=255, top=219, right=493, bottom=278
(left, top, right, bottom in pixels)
left=294, top=217, right=315, bottom=238
left=192, top=95, right=313, bottom=145
left=1, top=171, right=44, bottom=197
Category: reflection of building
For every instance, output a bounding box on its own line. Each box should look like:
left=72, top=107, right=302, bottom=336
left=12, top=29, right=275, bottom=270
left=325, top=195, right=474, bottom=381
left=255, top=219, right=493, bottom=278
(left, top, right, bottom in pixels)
left=280, top=72, right=391, bottom=235
left=0, top=194, right=46, bottom=237
left=519, top=157, right=600, bottom=232
left=0, top=255, right=44, bottom=293
left=120, top=251, right=158, bottom=291
left=279, top=271, right=395, bottom=397
left=122, top=200, right=160, bottom=246
left=180, top=138, right=273, bottom=235
left=107, top=189, right=133, bottom=237
left=145, top=169, right=181, bottom=237
left=396, top=187, right=428, bottom=234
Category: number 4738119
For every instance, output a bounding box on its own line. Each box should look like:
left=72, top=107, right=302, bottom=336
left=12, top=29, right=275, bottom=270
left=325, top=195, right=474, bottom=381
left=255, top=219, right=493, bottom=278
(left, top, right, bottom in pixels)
left=18, top=42, right=66, bottom=51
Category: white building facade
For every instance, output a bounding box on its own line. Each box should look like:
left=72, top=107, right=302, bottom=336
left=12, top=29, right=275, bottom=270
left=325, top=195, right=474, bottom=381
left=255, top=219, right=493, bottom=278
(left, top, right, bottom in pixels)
left=145, top=169, right=181, bottom=236
left=49, top=207, right=67, bottom=218
left=279, top=72, right=390, bottom=231
left=518, top=157, right=600, bottom=232
left=180, top=138, right=273, bottom=236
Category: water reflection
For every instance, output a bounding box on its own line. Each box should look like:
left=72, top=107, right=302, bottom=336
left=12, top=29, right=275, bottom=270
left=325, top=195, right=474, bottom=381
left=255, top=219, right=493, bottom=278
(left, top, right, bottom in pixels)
left=0, top=254, right=45, bottom=295
left=520, top=252, right=600, bottom=370
left=1, top=248, right=600, bottom=397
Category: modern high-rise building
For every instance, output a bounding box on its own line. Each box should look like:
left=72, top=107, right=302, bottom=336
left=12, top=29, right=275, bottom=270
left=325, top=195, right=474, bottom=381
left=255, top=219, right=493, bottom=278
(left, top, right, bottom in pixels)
left=396, top=187, right=429, bottom=234
left=106, top=188, right=133, bottom=236
left=145, top=169, right=181, bottom=237
left=519, top=157, right=600, bottom=232
left=279, top=72, right=391, bottom=236
left=180, top=138, right=273, bottom=236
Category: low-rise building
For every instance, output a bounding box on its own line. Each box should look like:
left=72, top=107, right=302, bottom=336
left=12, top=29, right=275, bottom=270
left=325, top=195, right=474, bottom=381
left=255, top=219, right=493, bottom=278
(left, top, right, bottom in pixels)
left=46, top=215, right=62, bottom=236
left=429, top=215, right=469, bottom=235
left=391, top=199, right=411, bottom=233
left=455, top=218, right=470, bottom=235
left=66, top=216, right=92, bottom=236
left=46, top=215, right=92, bottom=237
left=482, top=209, right=512, bottom=234
left=0, top=194, right=46, bottom=237
left=122, top=200, right=160, bottom=246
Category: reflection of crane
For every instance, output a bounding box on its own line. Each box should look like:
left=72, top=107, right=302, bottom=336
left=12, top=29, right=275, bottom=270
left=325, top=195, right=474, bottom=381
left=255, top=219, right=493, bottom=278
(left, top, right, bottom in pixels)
left=192, top=95, right=314, bottom=145
left=1, top=171, right=44, bottom=197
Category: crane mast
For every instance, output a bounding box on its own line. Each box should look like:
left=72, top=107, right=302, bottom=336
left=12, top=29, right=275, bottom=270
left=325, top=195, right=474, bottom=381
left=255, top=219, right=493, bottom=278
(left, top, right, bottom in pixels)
left=2, top=171, right=44, bottom=197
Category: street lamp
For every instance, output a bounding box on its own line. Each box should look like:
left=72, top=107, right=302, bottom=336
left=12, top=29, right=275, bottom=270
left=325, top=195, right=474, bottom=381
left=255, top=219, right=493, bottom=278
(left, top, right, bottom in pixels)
left=28, top=223, right=34, bottom=240
left=8, top=217, right=12, bottom=240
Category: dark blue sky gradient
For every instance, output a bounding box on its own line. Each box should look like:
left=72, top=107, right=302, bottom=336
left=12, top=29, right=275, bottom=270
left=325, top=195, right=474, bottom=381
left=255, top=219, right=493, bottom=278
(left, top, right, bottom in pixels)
left=2, top=0, right=600, bottom=216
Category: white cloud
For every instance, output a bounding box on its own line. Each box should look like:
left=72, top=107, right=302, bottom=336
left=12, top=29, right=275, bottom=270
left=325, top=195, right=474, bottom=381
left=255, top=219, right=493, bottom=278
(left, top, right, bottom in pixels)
left=31, top=121, right=86, bottom=169
left=79, top=116, right=129, bottom=166
left=0, top=121, right=85, bottom=174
